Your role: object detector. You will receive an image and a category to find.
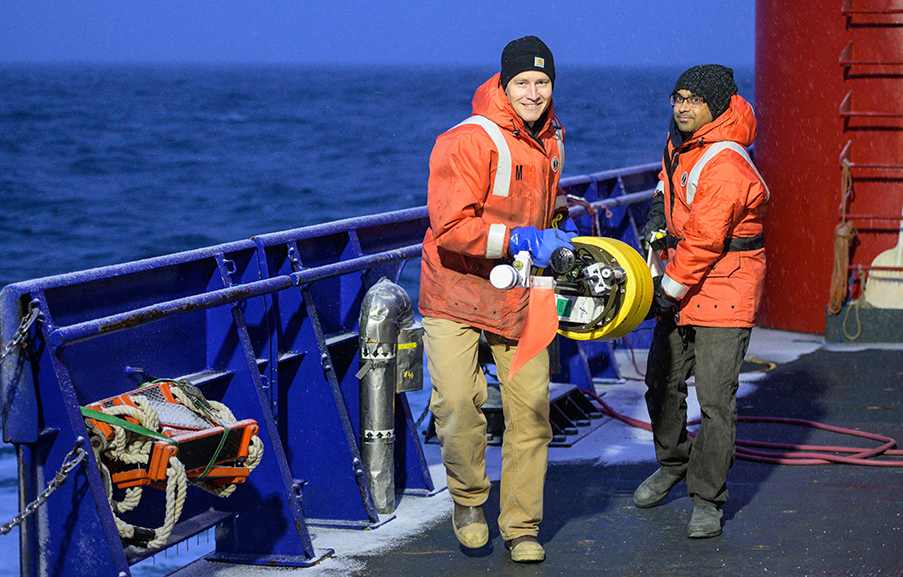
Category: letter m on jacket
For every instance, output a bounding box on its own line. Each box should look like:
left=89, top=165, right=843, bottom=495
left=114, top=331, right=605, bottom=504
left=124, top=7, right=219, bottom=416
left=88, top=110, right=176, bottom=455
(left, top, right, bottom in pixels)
left=515, top=165, right=523, bottom=181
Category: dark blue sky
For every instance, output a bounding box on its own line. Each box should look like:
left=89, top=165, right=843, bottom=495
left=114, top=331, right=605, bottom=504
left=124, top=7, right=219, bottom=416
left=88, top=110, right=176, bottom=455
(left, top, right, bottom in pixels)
left=1, top=1, right=755, bottom=68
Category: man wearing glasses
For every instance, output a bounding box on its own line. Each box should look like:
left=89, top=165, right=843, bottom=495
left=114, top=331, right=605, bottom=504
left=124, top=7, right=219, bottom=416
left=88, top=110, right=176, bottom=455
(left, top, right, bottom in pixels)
left=634, top=65, right=769, bottom=538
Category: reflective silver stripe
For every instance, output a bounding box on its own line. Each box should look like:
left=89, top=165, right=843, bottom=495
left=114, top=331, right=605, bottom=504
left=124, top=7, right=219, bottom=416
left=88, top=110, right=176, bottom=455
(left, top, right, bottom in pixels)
left=655, top=180, right=665, bottom=195
left=486, top=223, right=507, bottom=259
left=454, top=116, right=511, bottom=197
left=661, top=273, right=689, bottom=299
left=451, top=115, right=562, bottom=257
left=687, top=141, right=770, bottom=205
left=554, top=195, right=569, bottom=210
left=531, top=276, right=554, bottom=289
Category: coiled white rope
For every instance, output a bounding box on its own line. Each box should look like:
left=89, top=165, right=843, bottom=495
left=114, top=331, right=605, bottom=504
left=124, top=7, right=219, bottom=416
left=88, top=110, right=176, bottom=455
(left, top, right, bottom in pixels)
left=85, top=386, right=263, bottom=548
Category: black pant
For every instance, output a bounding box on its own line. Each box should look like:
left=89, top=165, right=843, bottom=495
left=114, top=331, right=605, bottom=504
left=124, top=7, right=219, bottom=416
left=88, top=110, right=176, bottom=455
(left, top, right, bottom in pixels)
left=644, top=320, right=751, bottom=507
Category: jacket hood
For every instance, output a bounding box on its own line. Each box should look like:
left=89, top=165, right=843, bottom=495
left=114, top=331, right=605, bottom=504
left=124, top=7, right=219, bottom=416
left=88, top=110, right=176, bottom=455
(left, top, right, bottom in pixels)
left=671, top=94, right=756, bottom=149
left=471, top=72, right=556, bottom=135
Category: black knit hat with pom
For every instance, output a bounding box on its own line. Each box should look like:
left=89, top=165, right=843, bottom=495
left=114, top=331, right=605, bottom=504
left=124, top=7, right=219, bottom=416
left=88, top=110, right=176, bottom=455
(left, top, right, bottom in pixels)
left=672, top=64, right=737, bottom=119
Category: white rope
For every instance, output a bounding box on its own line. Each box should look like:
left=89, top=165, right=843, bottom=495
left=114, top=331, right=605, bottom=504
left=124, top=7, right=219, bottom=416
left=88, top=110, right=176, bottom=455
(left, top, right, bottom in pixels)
left=246, top=435, right=264, bottom=470
left=168, top=387, right=265, bottom=496
left=84, top=382, right=264, bottom=549
left=148, top=455, right=187, bottom=549
left=114, top=486, right=143, bottom=515
left=103, top=402, right=154, bottom=466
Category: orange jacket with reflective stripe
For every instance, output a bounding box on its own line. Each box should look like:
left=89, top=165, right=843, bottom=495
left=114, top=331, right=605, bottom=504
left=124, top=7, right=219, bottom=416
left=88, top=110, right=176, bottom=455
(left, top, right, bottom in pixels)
left=418, top=73, right=566, bottom=339
left=658, top=94, right=769, bottom=328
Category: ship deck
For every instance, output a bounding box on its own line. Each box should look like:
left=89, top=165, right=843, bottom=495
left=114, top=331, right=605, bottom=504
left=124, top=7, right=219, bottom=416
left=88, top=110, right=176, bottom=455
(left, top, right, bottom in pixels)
left=168, top=328, right=903, bottom=577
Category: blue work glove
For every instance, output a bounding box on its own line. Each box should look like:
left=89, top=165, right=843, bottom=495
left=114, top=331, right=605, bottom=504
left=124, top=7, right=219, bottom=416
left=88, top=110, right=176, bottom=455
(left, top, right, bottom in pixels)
left=648, top=275, right=679, bottom=320
left=509, top=226, right=575, bottom=269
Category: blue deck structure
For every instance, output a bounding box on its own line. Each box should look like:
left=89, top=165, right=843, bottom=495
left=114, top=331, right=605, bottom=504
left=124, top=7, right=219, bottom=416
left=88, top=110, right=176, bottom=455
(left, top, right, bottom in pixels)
left=1, top=164, right=658, bottom=576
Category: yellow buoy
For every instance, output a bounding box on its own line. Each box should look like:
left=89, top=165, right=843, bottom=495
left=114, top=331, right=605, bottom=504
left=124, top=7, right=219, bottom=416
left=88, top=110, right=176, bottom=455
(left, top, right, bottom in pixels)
left=556, top=236, right=653, bottom=341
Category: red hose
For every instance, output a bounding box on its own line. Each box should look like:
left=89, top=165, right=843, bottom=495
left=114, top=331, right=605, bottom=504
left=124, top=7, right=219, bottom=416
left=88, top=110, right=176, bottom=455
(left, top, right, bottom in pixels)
left=582, top=390, right=903, bottom=467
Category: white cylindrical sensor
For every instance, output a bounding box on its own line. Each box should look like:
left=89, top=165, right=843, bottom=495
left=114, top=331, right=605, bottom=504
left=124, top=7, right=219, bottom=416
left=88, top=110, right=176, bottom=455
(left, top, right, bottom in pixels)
left=490, top=264, right=520, bottom=290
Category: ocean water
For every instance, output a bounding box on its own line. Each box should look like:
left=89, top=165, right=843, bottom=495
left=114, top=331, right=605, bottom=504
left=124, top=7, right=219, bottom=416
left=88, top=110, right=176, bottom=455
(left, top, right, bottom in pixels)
left=0, top=63, right=753, bottom=575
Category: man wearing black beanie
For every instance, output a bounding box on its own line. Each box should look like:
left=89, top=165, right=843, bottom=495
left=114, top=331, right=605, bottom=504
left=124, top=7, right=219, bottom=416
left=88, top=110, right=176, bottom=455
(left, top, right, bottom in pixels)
left=500, top=35, right=555, bottom=92
left=419, top=35, right=575, bottom=564
left=635, top=64, right=770, bottom=539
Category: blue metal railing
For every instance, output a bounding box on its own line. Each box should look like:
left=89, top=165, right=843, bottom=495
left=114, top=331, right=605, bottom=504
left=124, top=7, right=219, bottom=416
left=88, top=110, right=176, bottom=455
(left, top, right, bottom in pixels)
left=0, top=161, right=659, bottom=576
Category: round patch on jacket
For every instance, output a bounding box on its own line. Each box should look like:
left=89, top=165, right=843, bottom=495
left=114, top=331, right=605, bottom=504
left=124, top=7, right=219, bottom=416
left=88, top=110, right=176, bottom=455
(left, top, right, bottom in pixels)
left=551, top=156, right=560, bottom=173
left=680, top=171, right=688, bottom=188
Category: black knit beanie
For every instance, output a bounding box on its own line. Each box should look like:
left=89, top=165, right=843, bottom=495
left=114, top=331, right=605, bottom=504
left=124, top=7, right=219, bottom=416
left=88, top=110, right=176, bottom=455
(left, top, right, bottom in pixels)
left=500, top=36, right=555, bottom=90
left=672, top=64, right=737, bottom=119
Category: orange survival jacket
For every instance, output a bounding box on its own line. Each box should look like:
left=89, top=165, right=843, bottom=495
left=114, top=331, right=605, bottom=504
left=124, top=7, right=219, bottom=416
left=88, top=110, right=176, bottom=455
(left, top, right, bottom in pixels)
left=418, top=73, right=566, bottom=340
left=658, top=94, right=769, bottom=328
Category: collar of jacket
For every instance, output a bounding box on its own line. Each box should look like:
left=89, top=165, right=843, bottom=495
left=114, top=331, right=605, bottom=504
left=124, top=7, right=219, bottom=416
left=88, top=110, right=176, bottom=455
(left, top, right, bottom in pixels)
left=669, top=117, right=707, bottom=152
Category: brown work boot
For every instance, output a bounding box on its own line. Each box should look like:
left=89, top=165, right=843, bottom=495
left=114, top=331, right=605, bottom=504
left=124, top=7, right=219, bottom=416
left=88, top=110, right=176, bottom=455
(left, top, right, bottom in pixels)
left=633, top=467, right=686, bottom=508
left=452, top=502, right=488, bottom=548
left=507, top=535, right=545, bottom=563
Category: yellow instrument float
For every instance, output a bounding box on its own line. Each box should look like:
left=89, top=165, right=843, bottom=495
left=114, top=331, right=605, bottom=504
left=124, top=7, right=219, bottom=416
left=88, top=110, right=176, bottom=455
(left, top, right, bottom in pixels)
left=550, top=236, right=653, bottom=341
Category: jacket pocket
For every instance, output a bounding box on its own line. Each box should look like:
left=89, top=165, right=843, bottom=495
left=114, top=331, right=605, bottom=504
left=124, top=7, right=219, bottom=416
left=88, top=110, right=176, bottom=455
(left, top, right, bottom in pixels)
left=684, top=253, right=745, bottom=324
left=444, top=274, right=528, bottom=331
left=706, top=252, right=741, bottom=278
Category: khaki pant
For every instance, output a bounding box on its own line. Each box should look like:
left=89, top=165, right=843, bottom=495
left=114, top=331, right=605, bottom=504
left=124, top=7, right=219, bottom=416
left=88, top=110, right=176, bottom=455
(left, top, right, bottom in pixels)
left=423, top=316, right=552, bottom=541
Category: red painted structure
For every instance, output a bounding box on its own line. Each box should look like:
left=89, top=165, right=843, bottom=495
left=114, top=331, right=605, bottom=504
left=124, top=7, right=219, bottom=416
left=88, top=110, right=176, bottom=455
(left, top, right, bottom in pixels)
left=755, top=0, right=903, bottom=334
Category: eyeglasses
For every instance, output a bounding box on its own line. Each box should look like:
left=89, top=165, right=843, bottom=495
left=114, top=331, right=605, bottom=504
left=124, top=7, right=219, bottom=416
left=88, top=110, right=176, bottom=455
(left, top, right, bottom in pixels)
left=670, top=94, right=706, bottom=107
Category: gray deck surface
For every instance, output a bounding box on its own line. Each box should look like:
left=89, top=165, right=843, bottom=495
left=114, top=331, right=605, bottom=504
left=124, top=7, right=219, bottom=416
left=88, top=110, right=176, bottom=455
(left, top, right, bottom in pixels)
left=342, top=347, right=903, bottom=577
left=165, top=343, right=903, bottom=577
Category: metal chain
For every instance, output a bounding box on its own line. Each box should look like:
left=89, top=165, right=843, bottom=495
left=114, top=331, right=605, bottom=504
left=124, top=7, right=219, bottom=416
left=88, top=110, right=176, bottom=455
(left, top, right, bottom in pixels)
left=414, top=403, right=431, bottom=429
left=0, top=306, right=90, bottom=535
left=0, top=438, right=87, bottom=536
left=0, top=303, right=41, bottom=364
